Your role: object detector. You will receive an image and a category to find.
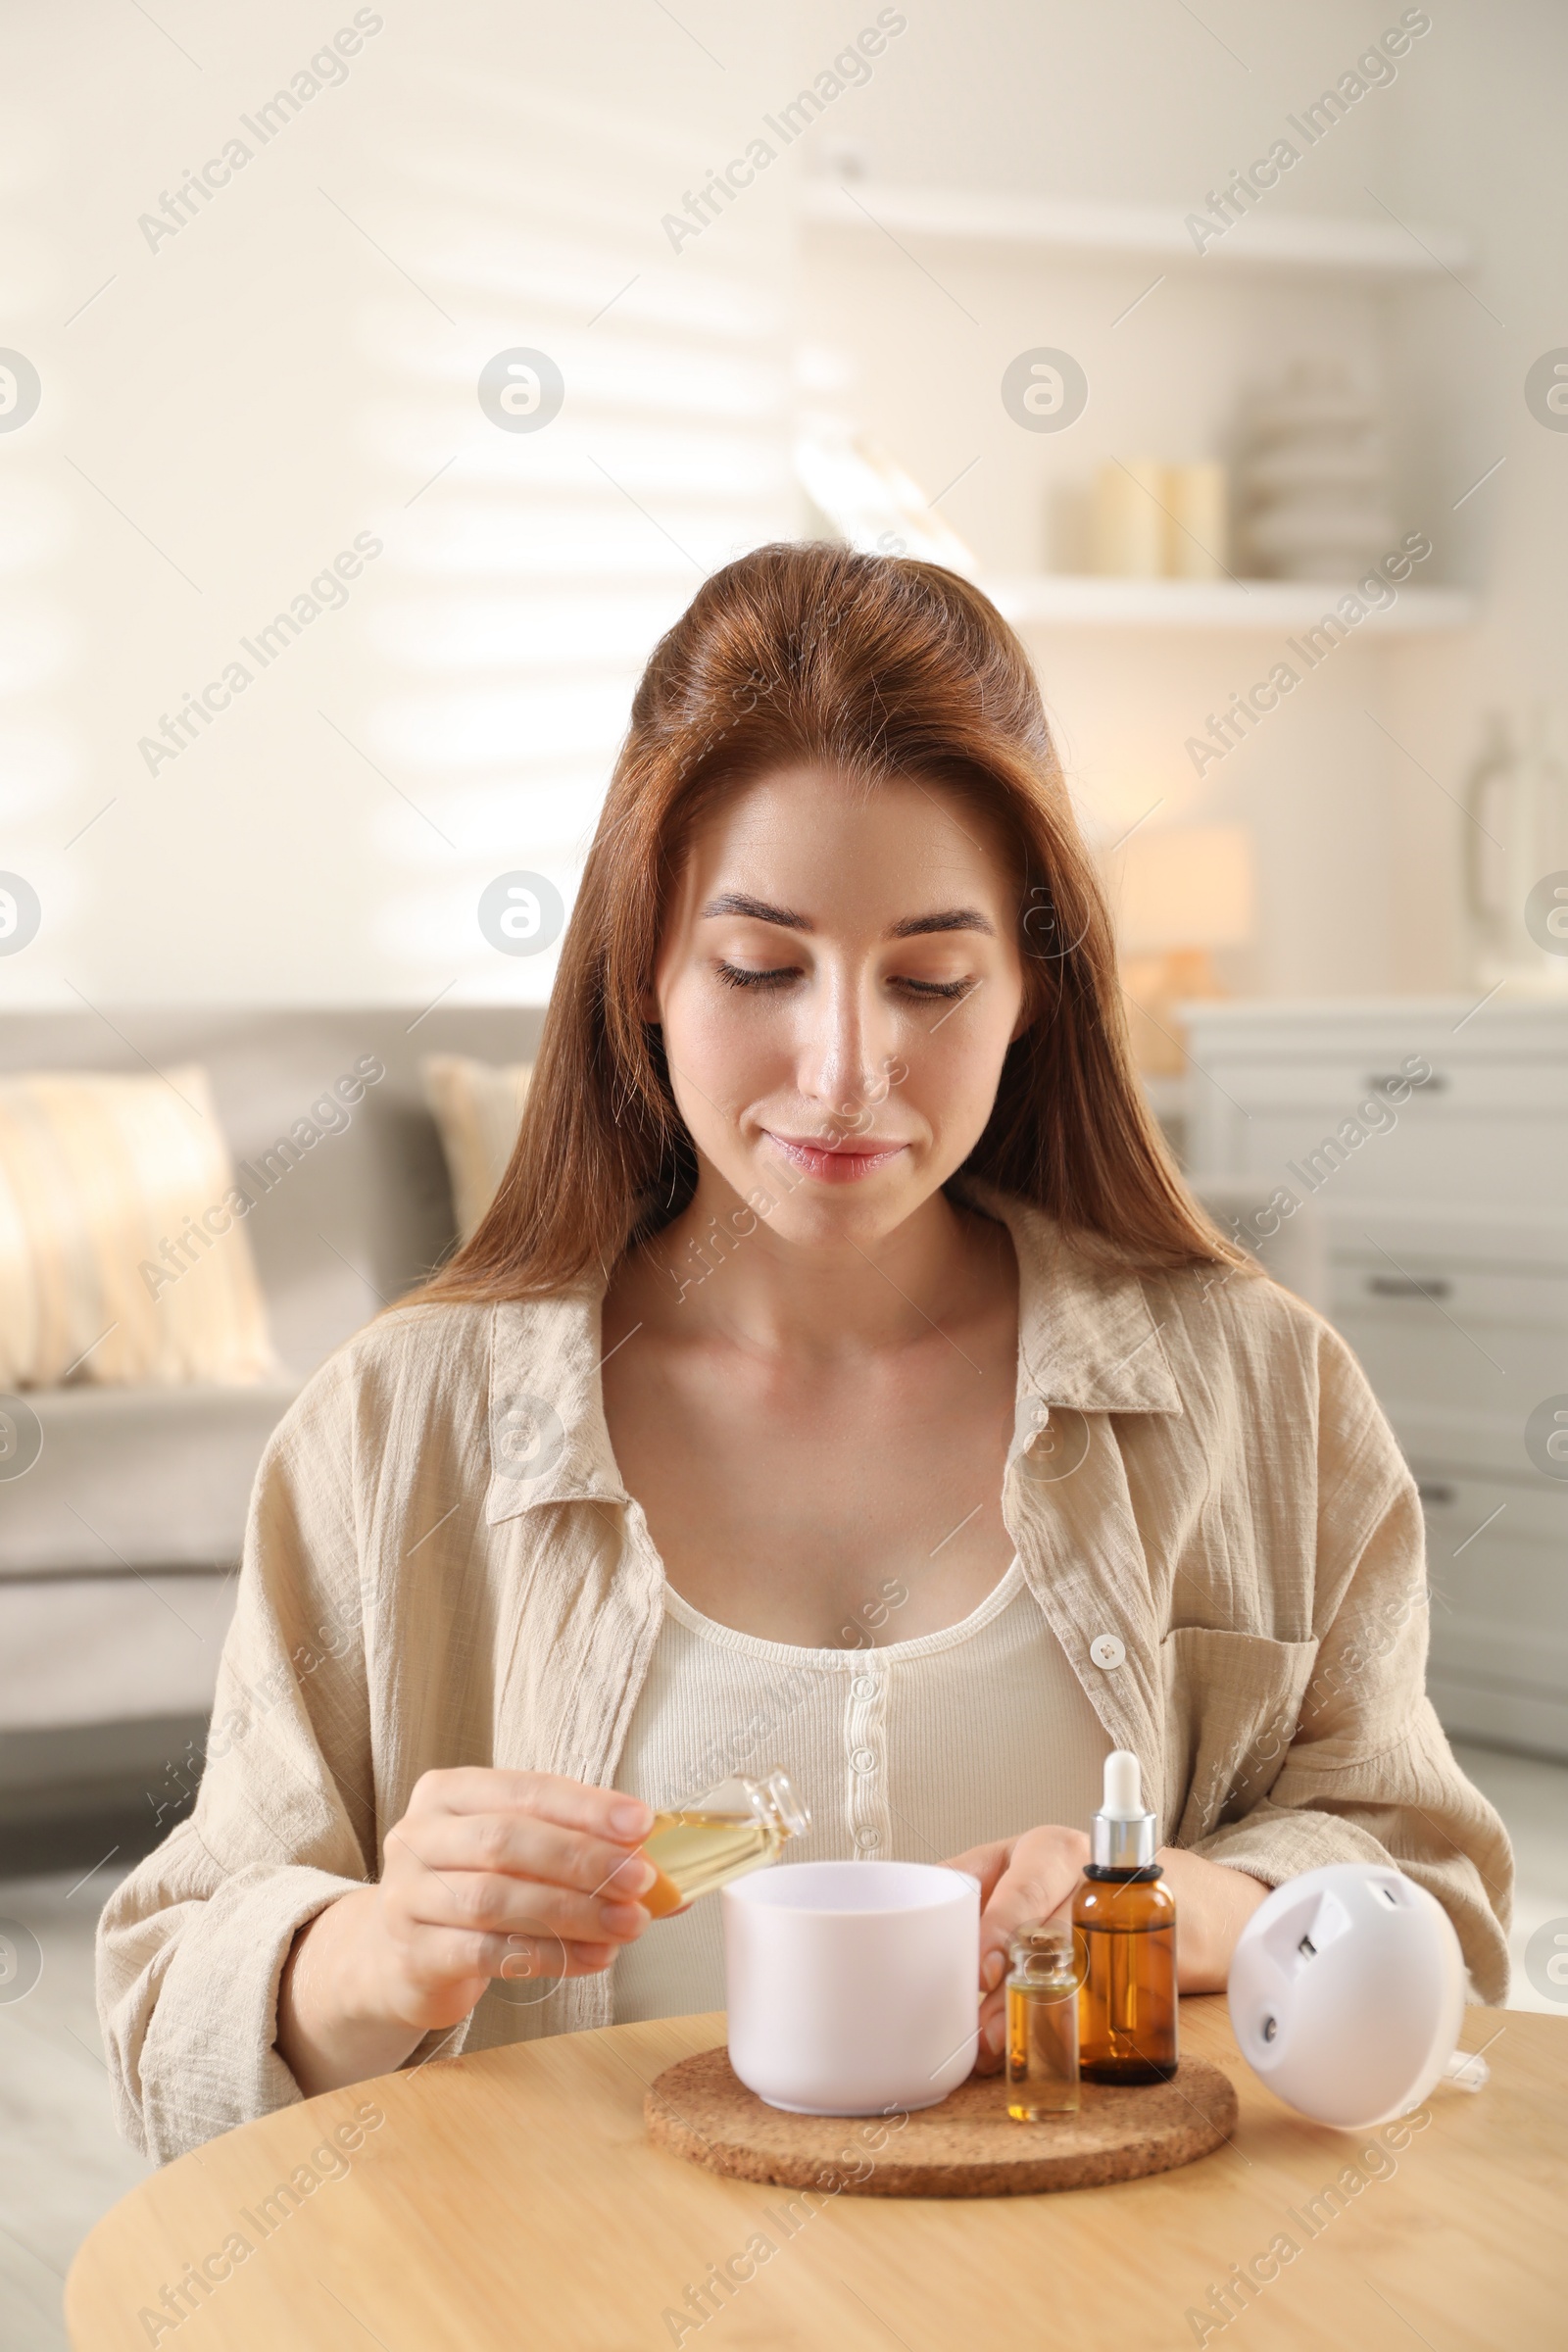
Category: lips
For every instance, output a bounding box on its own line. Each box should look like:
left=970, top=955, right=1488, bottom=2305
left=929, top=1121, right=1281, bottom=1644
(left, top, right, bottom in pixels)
left=760, top=1132, right=908, bottom=1184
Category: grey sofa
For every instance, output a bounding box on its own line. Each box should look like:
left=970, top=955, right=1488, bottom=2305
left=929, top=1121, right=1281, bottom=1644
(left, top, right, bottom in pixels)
left=0, top=1005, right=542, bottom=1848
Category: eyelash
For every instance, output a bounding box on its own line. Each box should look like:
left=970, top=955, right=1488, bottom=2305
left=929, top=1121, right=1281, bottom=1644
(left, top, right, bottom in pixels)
left=714, top=961, right=971, bottom=1002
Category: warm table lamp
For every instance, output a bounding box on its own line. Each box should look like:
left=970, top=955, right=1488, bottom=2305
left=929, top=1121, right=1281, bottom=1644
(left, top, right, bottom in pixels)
left=1109, top=823, right=1256, bottom=1075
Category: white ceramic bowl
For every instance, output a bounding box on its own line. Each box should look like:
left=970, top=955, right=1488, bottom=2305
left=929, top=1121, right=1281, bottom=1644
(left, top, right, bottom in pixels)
left=723, top=1859, right=980, bottom=2117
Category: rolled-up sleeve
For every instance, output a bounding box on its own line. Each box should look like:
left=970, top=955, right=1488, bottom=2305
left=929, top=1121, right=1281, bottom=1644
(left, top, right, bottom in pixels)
left=1192, top=1322, right=1513, bottom=2004
left=98, top=1360, right=395, bottom=2161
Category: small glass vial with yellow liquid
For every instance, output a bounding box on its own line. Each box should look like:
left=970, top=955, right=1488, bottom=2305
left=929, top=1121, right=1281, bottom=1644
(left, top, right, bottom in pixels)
left=639, top=1769, right=808, bottom=1916
left=1005, top=1923, right=1081, bottom=2120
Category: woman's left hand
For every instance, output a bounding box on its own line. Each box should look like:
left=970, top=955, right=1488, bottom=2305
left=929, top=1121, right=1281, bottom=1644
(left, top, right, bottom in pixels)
left=945, top=1827, right=1271, bottom=2072
left=944, top=1824, right=1089, bottom=2073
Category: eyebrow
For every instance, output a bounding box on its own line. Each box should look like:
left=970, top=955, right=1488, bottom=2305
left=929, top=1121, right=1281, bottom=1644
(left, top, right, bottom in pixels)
left=699, top=892, right=996, bottom=941
left=887, top=906, right=997, bottom=941
left=699, top=892, right=812, bottom=932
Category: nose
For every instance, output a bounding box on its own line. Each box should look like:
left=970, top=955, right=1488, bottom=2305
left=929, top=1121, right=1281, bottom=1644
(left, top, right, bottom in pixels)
left=795, top=965, right=895, bottom=1133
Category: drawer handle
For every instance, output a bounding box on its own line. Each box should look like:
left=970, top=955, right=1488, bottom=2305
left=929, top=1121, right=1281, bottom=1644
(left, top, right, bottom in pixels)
left=1417, top=1482, right=1455, bottom=1507
left=1366, top=1070, right=1448, bottom=1094
left=1366, top=1274, right=1452, bottom=1300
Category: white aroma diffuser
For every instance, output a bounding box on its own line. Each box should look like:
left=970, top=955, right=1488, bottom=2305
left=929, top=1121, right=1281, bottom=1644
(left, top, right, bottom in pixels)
left=1227, top=1864, right=1468, bottom=2130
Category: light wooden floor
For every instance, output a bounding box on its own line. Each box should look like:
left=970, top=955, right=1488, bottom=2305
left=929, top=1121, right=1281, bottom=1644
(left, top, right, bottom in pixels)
left=0, top=1854, right=153, bottom=2352
left=2, top=1739, right=1563, bottom=2352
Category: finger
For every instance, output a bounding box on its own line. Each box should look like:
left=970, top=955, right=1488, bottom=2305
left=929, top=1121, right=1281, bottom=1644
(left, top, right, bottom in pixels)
left=982, top=1869, right=1075, bottom=1960
left=400, top=1925, right=622, bottom=1990
left=499, top=1938, right=626, bottom=1983
left=391, top=1925, right=514, bottom=1993
left=412, top=1768, right=655, bottom=1846
left=388, top=1815, right=658, bottom=1903
left=496, top=1934, right=617, bottom=1983
left=942, top=1840, right=1014, bottom=1913
left=399, top=1867, right=652, bottom=1948
left=975, top=1984, right=1007, bottom=2070
left=556, top=1940, right=615, bottom=1976
left=978, top=1841, right=1084, bottom=1976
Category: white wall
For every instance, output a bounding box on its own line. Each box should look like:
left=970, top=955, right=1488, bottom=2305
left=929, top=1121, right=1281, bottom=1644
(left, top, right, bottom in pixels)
left=1, top=0, right=797, bottom=1007
left=1382, top=5, right=1568, bottom=988
left=2, top=1, right=1561, bottom=1007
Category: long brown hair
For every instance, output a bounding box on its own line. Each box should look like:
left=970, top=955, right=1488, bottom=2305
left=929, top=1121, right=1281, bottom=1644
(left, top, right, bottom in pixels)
left=420, top=542, right=1238, bottom=1301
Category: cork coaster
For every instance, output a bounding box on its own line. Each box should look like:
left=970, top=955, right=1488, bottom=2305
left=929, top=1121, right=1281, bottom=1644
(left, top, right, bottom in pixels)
left=645, top=2046, right=1239, bottom=2199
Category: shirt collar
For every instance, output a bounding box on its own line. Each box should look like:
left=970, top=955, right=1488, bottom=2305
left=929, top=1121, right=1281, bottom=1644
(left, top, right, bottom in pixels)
left=484, top=1282, right=630, bottom=1523
left=961, top=1178, right=1183, bottom=1418
left=484, top=1186, right=1182, bottom=1523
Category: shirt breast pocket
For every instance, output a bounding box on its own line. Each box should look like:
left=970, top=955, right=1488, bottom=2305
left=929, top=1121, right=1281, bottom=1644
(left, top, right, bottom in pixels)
left=1160, top=1623, right=1321, bottom=1845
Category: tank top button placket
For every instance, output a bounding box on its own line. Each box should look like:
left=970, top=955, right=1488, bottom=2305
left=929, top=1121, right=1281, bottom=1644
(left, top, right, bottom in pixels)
left=844, top=1656, right=890, bottom=1858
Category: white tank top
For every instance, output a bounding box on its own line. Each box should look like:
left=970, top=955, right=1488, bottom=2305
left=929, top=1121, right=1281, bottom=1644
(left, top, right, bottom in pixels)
left=612, top=1557, right=1111, bottom=2023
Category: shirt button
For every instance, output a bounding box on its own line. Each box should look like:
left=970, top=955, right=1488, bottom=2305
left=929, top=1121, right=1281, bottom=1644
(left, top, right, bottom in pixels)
left=1090, top=1634, right=1125, bottom=1671
left=850, top=1745, right=877, bottom=1774
left=856, top=1825, right=881, bottom=1850
left=852, top=1675, right=877, bottom=1699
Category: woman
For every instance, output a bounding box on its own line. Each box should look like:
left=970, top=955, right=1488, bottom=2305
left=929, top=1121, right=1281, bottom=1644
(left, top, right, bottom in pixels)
left=100, top=545, right=1510, bottom=2162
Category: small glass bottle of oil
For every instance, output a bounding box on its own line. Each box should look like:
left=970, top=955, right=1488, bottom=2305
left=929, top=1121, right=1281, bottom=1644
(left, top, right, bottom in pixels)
left=1005, top=1923, right=1081, bottom=2120
left=1072, top=1749, right=1178, bottom=2084
left=639, top=1769, right=809, bottom=1917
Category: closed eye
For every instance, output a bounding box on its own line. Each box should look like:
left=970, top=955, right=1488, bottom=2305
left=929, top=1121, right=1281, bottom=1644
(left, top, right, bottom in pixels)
left=715, top=962, right=973, bottom=1003
left=714, top=960, right=798, bottom=990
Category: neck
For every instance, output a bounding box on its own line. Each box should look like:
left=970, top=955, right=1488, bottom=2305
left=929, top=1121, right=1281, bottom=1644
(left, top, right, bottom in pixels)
left=638, top=1174, right=997, bottom=1357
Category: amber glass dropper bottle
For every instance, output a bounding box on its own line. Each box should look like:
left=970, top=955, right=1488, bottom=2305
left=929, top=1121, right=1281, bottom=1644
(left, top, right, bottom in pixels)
left=1072, top=1749, right=1178, bottom=2084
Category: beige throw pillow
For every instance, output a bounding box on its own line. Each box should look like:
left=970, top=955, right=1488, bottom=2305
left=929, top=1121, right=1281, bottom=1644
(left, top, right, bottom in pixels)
left=421, top=1054, right=533, bottom=1242
left=0, top=1065, right=277, bottom=1389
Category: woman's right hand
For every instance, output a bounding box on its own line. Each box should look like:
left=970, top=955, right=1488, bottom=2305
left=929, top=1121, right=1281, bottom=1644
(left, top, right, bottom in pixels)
left=277, top=1769, right=658, bottom=2096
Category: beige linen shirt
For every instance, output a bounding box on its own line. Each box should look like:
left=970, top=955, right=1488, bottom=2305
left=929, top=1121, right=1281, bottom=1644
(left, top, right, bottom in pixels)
left=98, top=1186, right=1512, bottom=2162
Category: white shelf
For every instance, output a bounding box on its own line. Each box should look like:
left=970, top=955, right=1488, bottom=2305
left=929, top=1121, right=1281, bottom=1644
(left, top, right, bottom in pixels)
left=984, top=575, right=1476, bottom=634
left=801, top=180, right=1474, bottom=280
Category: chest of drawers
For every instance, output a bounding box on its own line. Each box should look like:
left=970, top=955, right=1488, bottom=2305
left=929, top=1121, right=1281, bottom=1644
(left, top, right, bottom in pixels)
left=1184, top=998, right=1568, bottom=1759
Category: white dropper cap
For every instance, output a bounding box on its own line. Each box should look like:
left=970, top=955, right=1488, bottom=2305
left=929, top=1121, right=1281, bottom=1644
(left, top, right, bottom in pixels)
left=1092, top=1748, right=1156, bottom=1869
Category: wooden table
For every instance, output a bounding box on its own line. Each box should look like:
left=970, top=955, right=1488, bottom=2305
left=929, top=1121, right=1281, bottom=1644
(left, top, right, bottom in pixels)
left=66, top=1998, right=1564, bottom=2349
